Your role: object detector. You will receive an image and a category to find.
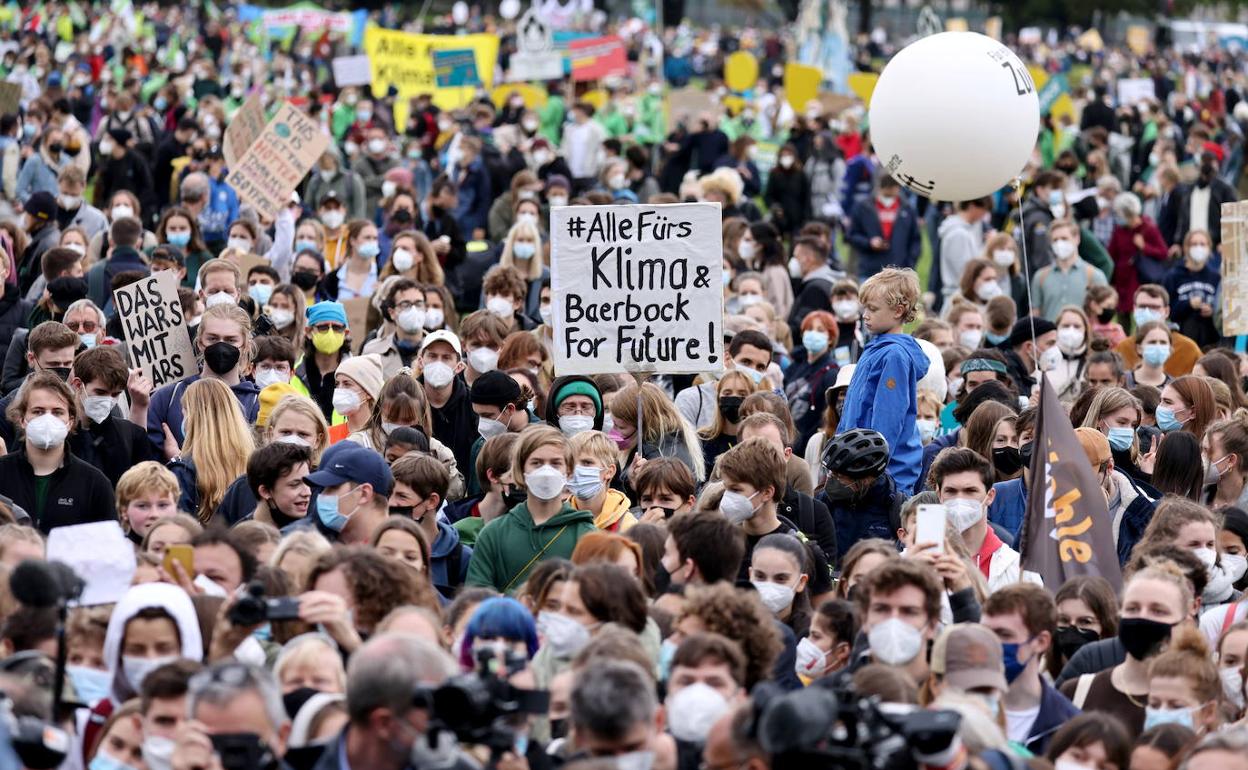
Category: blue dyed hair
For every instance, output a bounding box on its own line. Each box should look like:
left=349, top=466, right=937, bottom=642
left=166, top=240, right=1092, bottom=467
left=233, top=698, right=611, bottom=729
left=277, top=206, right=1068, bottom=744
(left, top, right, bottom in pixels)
left=460, top=597, right=539, bottom=669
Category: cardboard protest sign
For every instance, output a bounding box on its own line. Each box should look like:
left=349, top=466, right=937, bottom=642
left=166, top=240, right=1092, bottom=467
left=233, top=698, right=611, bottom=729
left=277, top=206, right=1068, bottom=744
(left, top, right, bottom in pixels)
left=47, top=522, right=136, bottom=606
left=433, top=49, right=481, bottom=88
left=332, top=55, right=372, bottom=87
left=550, top=203, right=724, bottom=376
left=1117, top=78, right=1156, bottom=106
left=509, top=8, right=564, bottom=82
left=0, top=82, right=20, bottom=115
left=113, top=270, right=196, bottom=388
left=569, top=36, right=627, bottom=82
left=222, top=91, right=266, bottom=170
left=342, top=297, right=371, bottom=354
left=227, top=101, right=329, bottom=220
left=1221, top=200, right=1248, bottom=336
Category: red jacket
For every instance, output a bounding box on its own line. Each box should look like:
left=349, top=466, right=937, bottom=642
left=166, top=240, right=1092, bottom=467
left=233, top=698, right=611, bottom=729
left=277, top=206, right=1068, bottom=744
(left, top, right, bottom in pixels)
left=1106, top=217, right=1168, bottom=313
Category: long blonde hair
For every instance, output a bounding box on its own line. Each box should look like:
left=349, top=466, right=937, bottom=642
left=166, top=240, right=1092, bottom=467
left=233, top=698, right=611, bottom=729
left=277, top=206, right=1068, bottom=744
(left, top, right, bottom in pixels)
left=265, top=395, right=330, bottom=465
left=500, top=220, right=544, bottom=281
left=183, top=379, right=255, bottom=522
left=610, top=382, right=706, bottom=481
left=698, top=369, right=757, bottom=441
left=1079, top=387, right=1143, bottom=463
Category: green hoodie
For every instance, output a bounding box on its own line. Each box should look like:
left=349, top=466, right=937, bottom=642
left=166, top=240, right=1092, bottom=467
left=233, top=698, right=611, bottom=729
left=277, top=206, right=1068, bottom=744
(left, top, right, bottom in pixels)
left=465, top=501, right=595, bottom=594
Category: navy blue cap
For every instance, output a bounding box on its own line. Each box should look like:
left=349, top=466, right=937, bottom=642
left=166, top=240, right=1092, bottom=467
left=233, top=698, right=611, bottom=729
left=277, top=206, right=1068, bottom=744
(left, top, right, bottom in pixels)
left=303, top=442, right=393, bottom=496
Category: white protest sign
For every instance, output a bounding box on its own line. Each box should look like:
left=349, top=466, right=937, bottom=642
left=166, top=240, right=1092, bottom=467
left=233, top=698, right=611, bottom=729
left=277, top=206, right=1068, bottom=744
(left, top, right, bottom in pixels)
left=47, top=521, right=136, bottom=606
left=550, top=203, right=724, bottom=376
left=332, top=55, right=373, bottom=87
left=227, top=101, right=330, bottom=220
left=1117, top=77, right=1156, bottom=106
left=113, top=270, right=196, bottom=388
left=509, top=8, right=564, bottom=82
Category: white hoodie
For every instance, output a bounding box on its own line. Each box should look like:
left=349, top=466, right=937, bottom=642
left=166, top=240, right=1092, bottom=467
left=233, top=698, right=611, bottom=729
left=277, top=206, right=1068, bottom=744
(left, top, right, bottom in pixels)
left=101, top=582, right=204, bottom=704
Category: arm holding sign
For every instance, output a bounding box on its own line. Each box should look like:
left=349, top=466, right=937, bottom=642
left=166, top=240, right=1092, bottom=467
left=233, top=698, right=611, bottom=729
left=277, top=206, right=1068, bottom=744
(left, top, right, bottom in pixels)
left=127, top=367, right=152, bottom=427
left=264, top=205, right=298, bottom=283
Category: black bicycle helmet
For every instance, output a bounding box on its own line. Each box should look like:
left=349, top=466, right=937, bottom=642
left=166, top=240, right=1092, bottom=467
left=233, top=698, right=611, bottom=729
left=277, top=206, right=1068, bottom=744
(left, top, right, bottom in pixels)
left=821, top=429, right=890, bottom=479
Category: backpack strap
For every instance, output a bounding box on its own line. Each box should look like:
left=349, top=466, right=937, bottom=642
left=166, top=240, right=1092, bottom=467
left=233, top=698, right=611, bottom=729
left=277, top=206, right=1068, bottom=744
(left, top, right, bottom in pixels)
left=1072, top=673, right=1094, bottom=709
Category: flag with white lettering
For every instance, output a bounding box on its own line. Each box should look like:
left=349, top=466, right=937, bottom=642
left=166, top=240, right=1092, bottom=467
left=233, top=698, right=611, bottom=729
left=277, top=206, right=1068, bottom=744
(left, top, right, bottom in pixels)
left=1019, top=376, right=1123, bottom=591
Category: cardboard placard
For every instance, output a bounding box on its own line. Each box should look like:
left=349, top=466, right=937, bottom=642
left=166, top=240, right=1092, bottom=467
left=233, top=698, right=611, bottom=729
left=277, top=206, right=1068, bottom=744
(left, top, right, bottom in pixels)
left=667, top=87, right=718, bottom=124
left=226, top=101, right=330, bottom=220
left=550, top=203, right=724, bottom=376
left=332, top=55, right=373, bottom=87
left=1117, top=77, right=1156, bottom=106
left=341, top=296, right=371, bottom=354
left=0, top=82, right=20, bottom=115
left=1221, top=200, right=1248, bottom=336
left=113, top=270, right=196, bottom=388
left=222, top=91, right=267, bottom=170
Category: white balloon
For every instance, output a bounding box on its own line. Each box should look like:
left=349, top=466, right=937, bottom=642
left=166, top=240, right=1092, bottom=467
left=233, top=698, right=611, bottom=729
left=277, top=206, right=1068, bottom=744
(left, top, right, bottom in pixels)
left=500, top=0, right=521, bottom=19
left=452, top=1, right=470, bottom=24
left=868, top=31, right=1040, bottom=201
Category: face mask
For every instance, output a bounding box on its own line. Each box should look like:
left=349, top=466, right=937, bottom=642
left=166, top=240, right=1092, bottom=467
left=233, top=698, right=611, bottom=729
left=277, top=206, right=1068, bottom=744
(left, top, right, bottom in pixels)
left=255, top=368, right=288, bottom=389
left=878, top=194, right=897, bottom=206
left=423, top=361, right=455, bottom=388
left=82, top=394, right=114, bottom=424
left=1155, top=405, right=1185, bottom=433
left=1057, top=326, right=1084, bottom=351
left=203, top=341, right=241, bottom=375
left=721, top=490, right=759, bottom=524
left=90, top=751, right=138, bottom=770
left=1222, top=666, right=1245, bottom=709
left=1225, top=553, right=1248, bottom=581
left=719, top=396, right=743, bottom=424
left=992, top=249, right=1015, bottom=268
left=312, top=329, right=345, bottom=355
left=122, top=654, right=178, bottom=692
left=1143, top=705, right=1197, bottom=731
left=1106, top=426, right=1135, bottom=452
left=993, top=446, right=1024, bottom=476
left=141, top=735, right=175, bottom=770
left=467, top=347, right=499, bottom=374
left=548, top=414, right=595, bottom=441
left=58, top=193, right=81, bottom=210
left=917, top=418, right=938, bottom=443
left=569, top=465, right=605, bottom=500
left=1191, top=547, right=1217, bottom=572
left=368, top=137, right=386, bottom=154
left=753, top=580, right=796, bottom=614
left=1190, top=245, right=1211, bottom=264
left=292, top=271, right=320, bottom=291
left=205, top=291, right=236, bottom=308
left=976, top=281, right=1003, bottom=301
left=485, top=295, right=513, bottom=319
left=65, top=242, right=87, bottom=256
left=788, top=256, right=803, bottom=279
left=525, top=465, right=567, bottom=501
left=958, top=329, right=983, bottom=349
left=112, top=204, right=134, bottom=221
left=985, top=331, right=1008, bottom=345
left=803, top=330, right=829, bottom=355
left=795, top=637, right=828, bottom=678
left=1118, top=616, right=1173, bottom=660
left=166, top=230, right=191, bottom=248
left=1051, top=239, right=1077, bottom=260
left=1143, top=344, right=1171, bottom=368
left=1050, top=203, right=1067, bottom=218
left=738, top=294, right=763, bottom=309
left=539, top=304, right=552, bottom=325
left=316, top=484, right=360, bottom=532
left=424, top=308, right=445, bottom=329
left=513, top=242, right=537, bottom=260
left=666, top=682, right=730, bottom=744
left=67, top=665, right=111, bottom=705
left=608, top=173, right=627, bottom=190
left=738, top=240, right=756, bottom=260
left=268, top=308, right=295, bottom=330
left=945, top=497, right=983, bottom=532
left=358, top=242, right=380, bottom=259
left=534, top=149, right=552, bottom=166
left=477, top=416, right=508, bottom=441
left=548, top=194, right=568, bottom=207
left=227, top=237, right=252, bottom=254
left=25, top=413, right=68, bottom=449
left=1134, top=307, right=1162, bottom=327
left=382, top=421, right=403, bottom=436
left=537, top=611, right=590, bottom=657
left=736, top=365, right=764, bottom=386
left=1096, top=307, right=1117, bottom=324
left=397, top=306, right=426, bottom=334
left=833, top=299, right=860, bottom=320
left=1000, top=640, right=1033, bottom=683
left=321, top=210, right=345, bottom=229
left=868, top=617, right=924, bottom=665
left=248, top=283, right=273, bottom=306
left=1055, top=626, right=1099, bottom=661
left=1039, top=345, right=1063, bottom=372
left=779, top=155, right=794, bottom=169
left=614, top=752, right=655, bottom=770
left=332, top=388, right=362, bottom=415
left=822, top=476, right=861, bottom=505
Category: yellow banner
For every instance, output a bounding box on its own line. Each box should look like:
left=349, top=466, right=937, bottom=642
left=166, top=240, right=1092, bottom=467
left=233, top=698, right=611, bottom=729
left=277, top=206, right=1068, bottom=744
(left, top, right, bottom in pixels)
left=362, top=27, right=500, bottom=129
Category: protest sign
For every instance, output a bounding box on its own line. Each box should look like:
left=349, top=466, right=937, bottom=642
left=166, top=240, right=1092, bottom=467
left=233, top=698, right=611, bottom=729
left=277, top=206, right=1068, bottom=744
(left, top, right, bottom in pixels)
left=433, top=49, right=481, bottom=88
left=509, top=8, right=564, bottom=82
left=724, top=51, right=758, bottom=92
left=784, top=62, right=822, bottom=111
left=1127, top=25, right=1152, bottom=55
left=847, top=72, right=879, bottom=104
left=47, top=522, right=136, bottom=606
left=0, top=82, right=21, bottom=115
left=332, top=54, right=372, bottom=87
left=550, top=203, right=724, bottom=376
left=362, top=28, right=499, bottom=117
left=569, top=36, right=627, bottom=82
left=222, top=91, right=266, bottom=170
left=342, top=297, right=371, bottom=354
left=1221, top=200, right=1248, bottom=336
left=113, top=270, right=196, bottom=388
left=1117, top=77, right=1156, bottom=106
left=227, top=101, right=329, bottom=220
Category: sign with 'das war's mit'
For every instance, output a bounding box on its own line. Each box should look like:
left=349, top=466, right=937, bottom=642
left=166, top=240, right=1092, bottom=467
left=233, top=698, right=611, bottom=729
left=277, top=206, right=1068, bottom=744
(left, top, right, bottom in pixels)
left=550, top=203, right=724, bottom=376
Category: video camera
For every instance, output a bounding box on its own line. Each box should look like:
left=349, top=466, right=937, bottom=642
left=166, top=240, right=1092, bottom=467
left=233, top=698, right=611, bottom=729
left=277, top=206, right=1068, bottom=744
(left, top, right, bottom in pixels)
left=750, top=677, right=963, bottom=770
left=417, top=647, right=550, bottom=767
left=227, top=581, right=302, bottom=626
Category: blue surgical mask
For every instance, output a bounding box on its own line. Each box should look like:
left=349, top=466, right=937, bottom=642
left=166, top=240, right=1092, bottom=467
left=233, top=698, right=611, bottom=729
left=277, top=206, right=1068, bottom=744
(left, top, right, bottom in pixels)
left=295, top=239, right=318, bottom=253
left=658, top=638, right=677, bottom=682
left=1134, top=307, right=1162, bottom=327
left=1106, top=426, right=1135, bottom=452
left=568, top=465, right=604, bottom=500
left=985, top=331, right=1008, bottom=345
left=736, top=364, right=764, bottom=385
left=67, top=665, right=111, bottom=705
left=802, top=330, right=829, bottom=356
left=1143, top=704, right=1197, bottom=731
left=1000, top=640, right=1034, bottom=683
left=1142, top=344, right=1170, bottom=368
left=512, top=242, right=537, bottom=259
left=1156, top=406, right=1184, bottom=433
left=358, top=242, right=380, bottom=258
left=248, top=283, right=273, bottom=306
left=90, top=752, right=138, bottom=770
left=167, top=231, right=191, bottom=248
left=316, top=485, right=358, bottom=532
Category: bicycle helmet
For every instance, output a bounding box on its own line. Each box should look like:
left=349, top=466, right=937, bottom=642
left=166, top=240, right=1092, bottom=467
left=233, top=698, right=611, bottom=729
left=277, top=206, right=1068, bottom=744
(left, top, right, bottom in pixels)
left=821, top=429, right=890, bottom=479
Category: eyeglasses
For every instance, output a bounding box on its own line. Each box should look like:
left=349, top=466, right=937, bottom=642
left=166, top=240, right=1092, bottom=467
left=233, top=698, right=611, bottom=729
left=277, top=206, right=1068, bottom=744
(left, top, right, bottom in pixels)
left=395, top=301, right=425, bottom=311
left=557, top=403, right=595, bottom=417
left=311, top=323, right=346, bottom=333
left=64, top=320, right=98, bottom=333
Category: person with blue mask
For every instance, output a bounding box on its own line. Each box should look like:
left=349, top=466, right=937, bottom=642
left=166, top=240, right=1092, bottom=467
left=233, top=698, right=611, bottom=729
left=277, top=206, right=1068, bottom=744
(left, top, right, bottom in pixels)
left=1141, top=628, right=1221, bottom=736
left=300, top=440, right=393, bottom=544
left=1154, top=377, right=1216, bottom=441
left=1126, top=322, right=1173, bottom=390
left=1114, top=284, right=1202, bottom=378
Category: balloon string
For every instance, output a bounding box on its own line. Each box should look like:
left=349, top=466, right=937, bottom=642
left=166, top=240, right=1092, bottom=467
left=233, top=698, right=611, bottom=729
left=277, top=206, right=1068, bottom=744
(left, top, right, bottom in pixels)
left=1013, top=176, right=1038, bottom=355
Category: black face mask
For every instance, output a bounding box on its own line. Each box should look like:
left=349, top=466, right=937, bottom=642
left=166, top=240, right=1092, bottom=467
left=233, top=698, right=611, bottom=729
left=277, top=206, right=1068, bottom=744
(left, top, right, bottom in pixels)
left=1095, top=307, right=1116, bottom=324
left=291, top=271, right=320, bottom=290
left=718, top=396, right=743, bottom=424
left=48, top=142, right=64, bottom=155
left=1055, top=625, right=1099, bottom=661
left=1118, top=616, right=1173, bottom=660
left=283, top=744, right=331, bottom=770
left=391, top=208, right=414, bottom=224
left=1019, top=441, right=1034, bottom=468
left=203, top=341, right=241, bottom=375
left=502, top=485, right=526, bottom=509
left=282, top=686, right=321, bottom=720
left=549, top=717, right=568, bottom=741
left=993, top=446, right=1024, bottom=476
left=389, top=505, right=415, bottom=518
left=823, top=476, right=859, bottom=505
left=267, top=502, right=302, bottom=530
left=209, top=733, right=279, bottom=770
left=47, top=366, right=71, bottom=382
left=430, top=204, right=446, bottom=218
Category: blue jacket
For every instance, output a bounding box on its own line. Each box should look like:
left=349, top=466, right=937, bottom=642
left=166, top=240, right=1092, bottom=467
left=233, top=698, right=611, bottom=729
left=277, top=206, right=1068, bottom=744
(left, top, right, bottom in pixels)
left=146, top=374, right=261, bottom=458
left=452, top=160, right=492, bottom=236
left=840, top=153, right=875, bottom=215
left=1024, top=679, right=1081, bottom=755
left=16, top=154, right=59, bottom=201
left=818, top=473, right=905, bottom=562
left=1114, top=473, right=1161, bottom=566
left=989, top=476, right=1027, bottom=541
left=431, top=518, right=472, bottom=598
left=839, top=334, right=927, bottom=493
left=199, top=175, right=239, bottom=243
left=917, top=430, right=960, bottom=495
left=846, top=197, right=923, bottom=278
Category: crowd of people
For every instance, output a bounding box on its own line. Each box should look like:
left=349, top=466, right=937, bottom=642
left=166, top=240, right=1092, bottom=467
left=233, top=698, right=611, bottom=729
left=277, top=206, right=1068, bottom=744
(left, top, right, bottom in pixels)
left=0, top=3, right=1247, bottom=770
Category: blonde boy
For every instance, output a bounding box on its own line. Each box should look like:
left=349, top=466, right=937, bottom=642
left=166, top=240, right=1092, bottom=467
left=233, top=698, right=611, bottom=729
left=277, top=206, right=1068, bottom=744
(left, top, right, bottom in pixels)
left=116, top=461, right=181, bottom=542
left=838, top=267, right=926, bottom=493
left=568, top=431, right=636, bottom=532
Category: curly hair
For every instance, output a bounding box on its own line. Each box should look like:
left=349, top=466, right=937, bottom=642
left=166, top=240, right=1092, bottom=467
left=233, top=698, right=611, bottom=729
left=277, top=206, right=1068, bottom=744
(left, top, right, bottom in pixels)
left=306, top=546, right=438, bottom=633
left=679, top=583, right=782, bottom=689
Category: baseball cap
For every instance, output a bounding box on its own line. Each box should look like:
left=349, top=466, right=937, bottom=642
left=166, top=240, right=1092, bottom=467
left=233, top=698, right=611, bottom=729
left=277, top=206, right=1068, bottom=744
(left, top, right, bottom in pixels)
left=930, top=623, right=1007, bottom=693
left=303, top=442, right=393, bottom=496
left=1074, top=427, right=1111, bottom=467
left=420, top=329, right=462, bottom=356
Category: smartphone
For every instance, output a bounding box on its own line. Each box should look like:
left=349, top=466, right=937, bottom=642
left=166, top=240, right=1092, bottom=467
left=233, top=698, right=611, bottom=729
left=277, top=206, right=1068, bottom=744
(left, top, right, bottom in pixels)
left=915, top=504, right=947, bottom=554
left=163, top=544, right=194, bottom=577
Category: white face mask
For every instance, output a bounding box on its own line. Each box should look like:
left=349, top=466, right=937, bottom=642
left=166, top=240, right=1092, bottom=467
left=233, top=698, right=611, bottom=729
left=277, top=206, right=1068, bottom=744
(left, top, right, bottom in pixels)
left=391, top=248, right=415, bottom=273
left=332, top=387, right=362, bottom=415
left=539, top=304, right=553, bottom=325
left=468, top=347, right=499, bottom=374
left=424, top=308, right=445, bottom=330
left=976, top=281, right=1003, bottom=301
left=945, top=497, right=983, bottom=532
left=537, top=611, right=590, bottom=658
left=268, top=308, right=295, bottom=329
left=867, top=617, right=923, bottom=665
left=204, top=291, right=236, bottom=308
left=1057, top=326, right=1084, bottom=352
left=227, top=237, right=251, bottom=254
left=477, top=416, right=508, bottom=440
left=992, top=249, right=1015, bottom=268
left=559, top=414, right=594, bottom=437
left=665, top=682, right=730, bottom=744
left=485, top=295, right=514, bottom=319
left=255, top=368, right=288, bottom=389
left=959, top=329, right=983, bottom=349
left=1051, top=239, right=1077, bottom=260
left=321, top=210, right=345, bottom=229
left=1222, top=665, right=1245, bottom=709
left=111, top=204, right=134, bottom=221
left=524, top=464, right=567, bottom=500
left=25, top=413, right=68, bottom=449
left=833, top=299, right=859, bottom=320
left=1190, top=245, right=1211, bottom=264
left=142, top=735, right=176, bottom=770
left=795, top=637, right=828, bottom=678
left=788, top=257, right=803, bottom=279
left=752, top=580, right=796, bottom=614
left=397, top=306, right=426, bottom=333
left=738, top=240, right=756, bottom=260
left=422, top=361, right=455, bottom=388
left=80, top=393, right=114, bottom=424
left=721, top=490, right=759, bottom=524
left=1039, top=344, right=1064, bottom=372
left=122, top=655, right=178, bottom=692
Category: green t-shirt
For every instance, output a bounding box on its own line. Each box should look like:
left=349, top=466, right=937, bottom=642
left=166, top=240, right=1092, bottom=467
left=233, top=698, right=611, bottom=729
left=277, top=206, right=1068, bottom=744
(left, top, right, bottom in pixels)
left=33, top=475, right=50, bottom=522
